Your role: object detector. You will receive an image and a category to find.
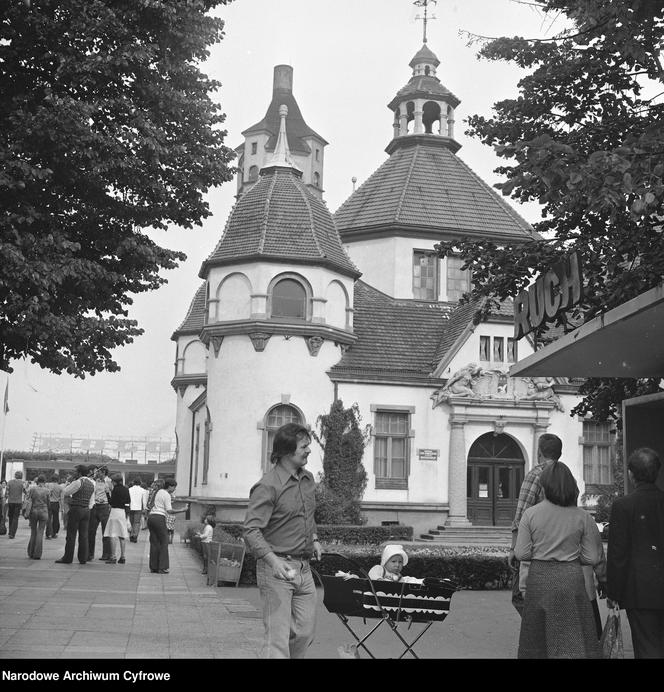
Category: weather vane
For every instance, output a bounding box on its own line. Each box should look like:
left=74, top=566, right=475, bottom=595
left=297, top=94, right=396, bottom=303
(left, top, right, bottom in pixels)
left=414, top=0, right=437, bottom=44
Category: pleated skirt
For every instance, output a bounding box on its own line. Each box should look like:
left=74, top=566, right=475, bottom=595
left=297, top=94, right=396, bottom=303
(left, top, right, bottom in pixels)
left=518, top=559, right=602, bottom=659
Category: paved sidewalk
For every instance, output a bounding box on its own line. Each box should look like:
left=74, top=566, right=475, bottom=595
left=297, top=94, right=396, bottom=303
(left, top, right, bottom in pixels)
left=0, top=520, right=633, bottom=659
left=0, top=520, right=262, bottom=659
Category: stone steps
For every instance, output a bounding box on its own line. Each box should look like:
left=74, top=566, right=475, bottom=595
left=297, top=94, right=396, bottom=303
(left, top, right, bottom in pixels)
left=418, top=525, right=512, bottom=545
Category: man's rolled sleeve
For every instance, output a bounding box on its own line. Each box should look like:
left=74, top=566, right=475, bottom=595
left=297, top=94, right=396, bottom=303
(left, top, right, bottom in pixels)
left=243, top=483, right=276, bottom=559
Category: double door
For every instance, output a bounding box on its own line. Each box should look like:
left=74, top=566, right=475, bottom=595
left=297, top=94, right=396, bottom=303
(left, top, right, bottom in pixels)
left=465, top=433, right=525, bottom=526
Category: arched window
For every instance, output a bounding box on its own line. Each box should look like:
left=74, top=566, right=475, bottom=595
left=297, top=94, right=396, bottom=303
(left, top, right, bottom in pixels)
left=248, top=165, right=258, bottom=182
left=423, top=101, right=442, bottom=134
left=271, top=278, right=307, bottom=319
left=263, top=404, right=304, bottom=472
left=313, top=171, right=320, bottom=188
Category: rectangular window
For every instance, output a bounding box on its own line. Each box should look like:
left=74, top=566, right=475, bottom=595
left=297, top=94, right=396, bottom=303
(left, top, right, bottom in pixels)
left=581, top=421, right=613, bottom=485
left=251, top=142, right=257, bottom=155
left=315, top=148, right=320, bottom=161
left=413, top=250, right=438, bottom=300
left=493, top=337, right=504, bottom=362
left=507, top=337, right=517, bottom=363
left=479, top=336, right=490, bottom=362
left=374, top=411, right=410, bottom=489
left=446, top=256, right=471, bottom=302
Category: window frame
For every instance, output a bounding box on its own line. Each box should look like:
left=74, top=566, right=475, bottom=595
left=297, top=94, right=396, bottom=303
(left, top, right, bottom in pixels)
left=372, top=407, right=414, bottom=490
left=412, top=249, right=439, bottom=301
left=580, top=420, right=614, bottom=487
left=268, top=274, right=312, bottom=321
left=446, top=255, right=471, bottom=302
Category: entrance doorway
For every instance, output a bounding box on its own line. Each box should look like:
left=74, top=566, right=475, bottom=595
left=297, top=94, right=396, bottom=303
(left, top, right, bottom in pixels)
left=466, top=433, right=525, bottom=526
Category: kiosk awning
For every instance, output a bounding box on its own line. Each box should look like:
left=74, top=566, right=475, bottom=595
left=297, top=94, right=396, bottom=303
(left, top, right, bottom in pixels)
left=509, top=283, right=664, bottom=378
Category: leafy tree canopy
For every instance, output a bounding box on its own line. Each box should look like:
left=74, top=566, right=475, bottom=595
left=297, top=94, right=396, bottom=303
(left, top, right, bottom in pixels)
left=0, top=0, right=235, bottom=376
left=436, top=0, right=664, bottom=420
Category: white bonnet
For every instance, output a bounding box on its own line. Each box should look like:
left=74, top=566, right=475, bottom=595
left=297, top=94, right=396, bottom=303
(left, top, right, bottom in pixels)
left=380, top=544, right=408, bottom=567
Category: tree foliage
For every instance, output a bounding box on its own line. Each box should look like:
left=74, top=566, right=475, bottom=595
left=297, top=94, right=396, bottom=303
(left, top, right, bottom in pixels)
left=313, top=399, right=368, bottom=525
left=0, top=0, right=236, bottom=376
left=436, top=0, right=664, bottom=419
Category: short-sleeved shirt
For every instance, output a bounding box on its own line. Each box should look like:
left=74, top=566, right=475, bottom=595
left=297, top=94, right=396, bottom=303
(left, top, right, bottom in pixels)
left=243, top=464, right=317, bottom=559
left=150, top=489, right=172, bottom=518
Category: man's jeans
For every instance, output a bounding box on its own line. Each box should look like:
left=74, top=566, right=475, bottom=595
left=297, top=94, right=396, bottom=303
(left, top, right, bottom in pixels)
left=46, top=501, right=60, bottom=537
left=256, top=557, right=317, bottom=659
left=62, top=505, right=91, bottom=563
left=7, top=503, right=22, bottom=538
left=28, top=510, right=48, bottom=558
left=88, top=503, right=111, bottom=559
left=129, top=510, right=142, bottom=540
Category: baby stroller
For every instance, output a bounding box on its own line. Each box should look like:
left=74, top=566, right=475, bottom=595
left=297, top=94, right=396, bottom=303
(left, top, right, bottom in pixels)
left=312, top=552, right=457, bottom=659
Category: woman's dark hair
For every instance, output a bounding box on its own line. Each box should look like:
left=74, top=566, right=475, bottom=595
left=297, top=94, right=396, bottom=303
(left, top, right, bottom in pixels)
left=540, top=461, right=579, bottom=507
left=111, top=473, right=123, bottom=484
left=207, top=517, right=217, bottom=528
left=36, top=475, right=46, bottom=484
left=628, top=447, right=661, bottom=483
left=270, top=423, right=311, bottom=464
left=164, top=477, right=177, bottom=490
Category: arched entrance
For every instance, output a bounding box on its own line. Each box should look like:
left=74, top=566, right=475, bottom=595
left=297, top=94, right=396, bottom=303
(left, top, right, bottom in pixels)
left=466, top=433, right=525, bottom=526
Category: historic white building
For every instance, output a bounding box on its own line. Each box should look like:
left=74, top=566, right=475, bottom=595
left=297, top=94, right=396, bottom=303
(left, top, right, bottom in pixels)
left=171, top=44, right=611, bottom=536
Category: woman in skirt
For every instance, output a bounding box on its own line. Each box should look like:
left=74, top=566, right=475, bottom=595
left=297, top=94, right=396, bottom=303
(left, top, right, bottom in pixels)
left=515, top=461, right=604, bottom=658
left=103, top=474, right=130, bottom=564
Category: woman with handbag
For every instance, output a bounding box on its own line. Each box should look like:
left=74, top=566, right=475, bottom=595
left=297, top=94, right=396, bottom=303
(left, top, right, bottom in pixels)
left=26, top=475, right=50, bottom=559
left=515, top=461, right=604, bottom=658
left=103, top=474, right=131, bottom=564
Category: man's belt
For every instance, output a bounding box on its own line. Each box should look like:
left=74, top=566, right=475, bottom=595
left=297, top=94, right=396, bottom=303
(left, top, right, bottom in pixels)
left=273, top=552, right=311, bottom=560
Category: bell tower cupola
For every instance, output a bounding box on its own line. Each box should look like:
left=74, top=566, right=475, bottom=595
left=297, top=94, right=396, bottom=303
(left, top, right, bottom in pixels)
left=386, top=0, right=461, bottom=154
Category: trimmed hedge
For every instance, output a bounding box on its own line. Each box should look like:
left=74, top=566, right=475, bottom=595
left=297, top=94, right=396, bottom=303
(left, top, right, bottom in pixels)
left=186, top=522, right=414, bottom=545
left=187, top=536, right=512, bottom=591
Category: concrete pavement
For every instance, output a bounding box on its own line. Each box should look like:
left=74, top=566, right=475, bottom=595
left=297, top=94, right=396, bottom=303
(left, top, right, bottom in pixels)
left=0, top=520, right=633, bottom=659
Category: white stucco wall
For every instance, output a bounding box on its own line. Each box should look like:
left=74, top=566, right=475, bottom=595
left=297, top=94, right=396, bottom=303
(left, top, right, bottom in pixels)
left=198, top=334, right=344, bottom=498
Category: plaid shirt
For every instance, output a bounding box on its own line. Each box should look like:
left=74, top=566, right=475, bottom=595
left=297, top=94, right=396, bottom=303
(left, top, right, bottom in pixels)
left=511, top=461, right=553, bottom=533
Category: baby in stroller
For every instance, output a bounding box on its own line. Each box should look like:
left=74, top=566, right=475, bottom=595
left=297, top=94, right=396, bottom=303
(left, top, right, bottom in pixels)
left=336, top=544, right=423, bottom=583
left=367, top=544, right=423, bottom=583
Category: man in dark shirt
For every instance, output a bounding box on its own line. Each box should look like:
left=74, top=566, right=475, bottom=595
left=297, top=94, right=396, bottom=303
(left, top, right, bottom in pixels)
left=607, top=447, right=664, bottom=658
left=243, top=423, right=322, bottom=658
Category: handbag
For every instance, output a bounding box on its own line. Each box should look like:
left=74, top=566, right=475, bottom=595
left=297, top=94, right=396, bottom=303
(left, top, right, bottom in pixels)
left=600, top=605, right=624, bottom=659
left=21, top=497, right=32, bottom=519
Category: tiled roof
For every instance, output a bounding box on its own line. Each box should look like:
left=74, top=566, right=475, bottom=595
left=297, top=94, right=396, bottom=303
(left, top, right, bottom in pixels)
left=329, top=281, right=461, bottom=381
left=201, top=168, right=360, bottom=278
left=432, top=299, right=481, bottom=365
left=388, top=75, right=459, bottom=109
left=242, top=89, right=327, bottom=154
left=334, top=137, right=535, bottom=241
left=409, top=44, right=440, bottom=68
left=172, top=282, right=206, bottom=338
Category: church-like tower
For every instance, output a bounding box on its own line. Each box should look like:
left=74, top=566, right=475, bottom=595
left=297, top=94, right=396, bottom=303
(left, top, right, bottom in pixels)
left=234, top=65, right=328, bottom=200
left=334, top=40, right=534, bottom=302
left=171, top=98, right=358, bottom=499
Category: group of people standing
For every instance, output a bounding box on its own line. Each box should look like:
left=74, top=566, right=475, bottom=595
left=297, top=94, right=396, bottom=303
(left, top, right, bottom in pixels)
left=2, top=465, right=189, bottom=576
left=509, top=433, right=664, bottom=659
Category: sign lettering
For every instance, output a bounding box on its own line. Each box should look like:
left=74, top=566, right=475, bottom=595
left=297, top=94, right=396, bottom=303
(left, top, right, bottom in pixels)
left=514, top=252, right=583, bottom=339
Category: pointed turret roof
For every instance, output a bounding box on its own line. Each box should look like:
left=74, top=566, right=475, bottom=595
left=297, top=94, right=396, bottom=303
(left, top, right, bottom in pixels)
left=202, top=105, right=358, bottom=279
left=242, top=65, right=327, bottom=155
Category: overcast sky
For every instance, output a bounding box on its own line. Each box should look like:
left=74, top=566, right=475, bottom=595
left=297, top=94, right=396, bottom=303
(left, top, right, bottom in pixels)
left=4, top=0, right=563, bottom=451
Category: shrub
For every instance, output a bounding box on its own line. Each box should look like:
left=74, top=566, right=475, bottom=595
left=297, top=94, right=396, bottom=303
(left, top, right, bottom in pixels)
left=313, top=400, right=368, bottom=525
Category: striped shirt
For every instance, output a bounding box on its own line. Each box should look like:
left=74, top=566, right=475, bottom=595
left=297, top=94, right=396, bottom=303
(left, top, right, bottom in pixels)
left=511, top=461, right=552, bottom=533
